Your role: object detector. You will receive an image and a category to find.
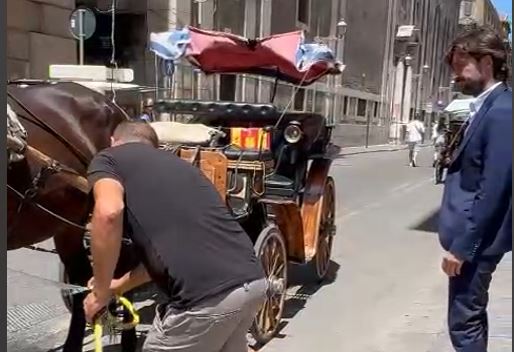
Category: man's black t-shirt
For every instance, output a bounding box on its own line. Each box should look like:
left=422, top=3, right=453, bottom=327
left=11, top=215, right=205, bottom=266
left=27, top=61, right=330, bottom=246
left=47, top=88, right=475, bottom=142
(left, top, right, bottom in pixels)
left=87, top=142, right=264, bottom=309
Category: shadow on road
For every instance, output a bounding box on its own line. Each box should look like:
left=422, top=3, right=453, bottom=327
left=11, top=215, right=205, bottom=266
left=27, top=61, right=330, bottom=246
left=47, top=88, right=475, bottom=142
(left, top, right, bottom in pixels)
left=251, top=260, right=340, bottom=350
left=284, top=260, right=340, bottom=319
left=410, top=208, right=440, bottom=233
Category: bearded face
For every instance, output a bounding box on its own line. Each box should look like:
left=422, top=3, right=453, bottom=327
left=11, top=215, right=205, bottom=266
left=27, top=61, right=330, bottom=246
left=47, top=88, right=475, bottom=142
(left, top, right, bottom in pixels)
left=450, top=48, right=492, bottom=97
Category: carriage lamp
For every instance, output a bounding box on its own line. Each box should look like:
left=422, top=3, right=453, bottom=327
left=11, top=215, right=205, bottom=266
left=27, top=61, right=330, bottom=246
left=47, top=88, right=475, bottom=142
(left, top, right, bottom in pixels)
left=284, top=121, right=302, bottom=144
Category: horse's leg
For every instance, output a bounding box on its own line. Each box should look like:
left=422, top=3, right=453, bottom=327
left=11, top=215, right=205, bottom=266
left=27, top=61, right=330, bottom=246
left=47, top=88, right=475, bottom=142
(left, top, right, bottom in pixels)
left=54, top=232, right=92, bottom=352
left=120, top=291, right=138, bottom=352
left=116, top=245, right=141, bottom=352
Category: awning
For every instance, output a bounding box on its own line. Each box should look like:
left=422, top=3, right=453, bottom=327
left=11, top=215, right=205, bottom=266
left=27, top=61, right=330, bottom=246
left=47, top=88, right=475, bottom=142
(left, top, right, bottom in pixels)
left=443, top=98, right=473, bottom=113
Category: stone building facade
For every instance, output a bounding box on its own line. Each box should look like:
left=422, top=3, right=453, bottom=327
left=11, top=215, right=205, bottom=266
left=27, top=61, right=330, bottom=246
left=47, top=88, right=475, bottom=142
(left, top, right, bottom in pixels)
left=459, top=0, right=503, bottom=33
left=7, top=0, right=78, bottom=80
left=383, top=0, right=462, bottom=141
left=5, top=0, right=465, bottom=146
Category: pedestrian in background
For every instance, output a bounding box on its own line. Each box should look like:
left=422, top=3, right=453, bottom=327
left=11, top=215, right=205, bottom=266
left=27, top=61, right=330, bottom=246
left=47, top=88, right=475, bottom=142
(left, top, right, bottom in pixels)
left=405, top=116, right=425, bottom=167
left=438, top=26, right=512, bottom=352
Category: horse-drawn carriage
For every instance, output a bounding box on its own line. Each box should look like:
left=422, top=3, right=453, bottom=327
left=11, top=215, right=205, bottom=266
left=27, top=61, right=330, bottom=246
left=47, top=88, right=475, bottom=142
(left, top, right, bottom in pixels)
left=433, top=98, right=471, bottom=184
left=7, top=25, right=343, bottom=349
left=151, top=99, right=339, bottom=343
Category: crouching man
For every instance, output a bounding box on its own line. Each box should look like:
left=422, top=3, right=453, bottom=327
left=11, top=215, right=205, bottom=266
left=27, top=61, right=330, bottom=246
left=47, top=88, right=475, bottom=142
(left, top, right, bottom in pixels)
left=83, top=121, right=267, bottom=352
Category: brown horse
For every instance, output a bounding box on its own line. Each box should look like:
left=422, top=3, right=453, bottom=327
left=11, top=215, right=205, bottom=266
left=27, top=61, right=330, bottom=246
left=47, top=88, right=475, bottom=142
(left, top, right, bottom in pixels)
left=7, top=80, right=139, bottom=352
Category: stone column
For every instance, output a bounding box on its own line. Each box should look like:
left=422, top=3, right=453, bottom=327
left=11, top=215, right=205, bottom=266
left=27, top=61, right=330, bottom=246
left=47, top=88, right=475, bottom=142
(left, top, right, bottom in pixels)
left=389, top=59, right=404, bottom=141
left=402, top=63, right=413, bottom=124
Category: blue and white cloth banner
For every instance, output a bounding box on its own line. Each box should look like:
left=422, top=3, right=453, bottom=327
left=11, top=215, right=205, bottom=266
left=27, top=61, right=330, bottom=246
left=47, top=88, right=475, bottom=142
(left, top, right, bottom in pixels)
left=296, top=43, right=337, bottom=71
left=149, top=28, right=191, bottom=61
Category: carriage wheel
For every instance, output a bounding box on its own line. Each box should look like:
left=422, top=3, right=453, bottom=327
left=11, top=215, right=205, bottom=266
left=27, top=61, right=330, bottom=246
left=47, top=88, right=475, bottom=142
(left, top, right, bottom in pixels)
left=312, top=176, right=336, bottom=282
left=250, top=225, right=288, bottom=345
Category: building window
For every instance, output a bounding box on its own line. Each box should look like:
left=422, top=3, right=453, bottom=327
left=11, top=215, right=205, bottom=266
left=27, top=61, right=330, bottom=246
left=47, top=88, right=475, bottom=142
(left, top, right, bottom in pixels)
left=374, top=101, right=379, bottom=117
left=343, top=96, right=348, bottom=115
left=294, top=88, right=306, bottom=111
left=297, top=0, right=310, bottom=26
left=357, top=99, right=367, bottom=117
left=462, top=1, right=473, bottom=17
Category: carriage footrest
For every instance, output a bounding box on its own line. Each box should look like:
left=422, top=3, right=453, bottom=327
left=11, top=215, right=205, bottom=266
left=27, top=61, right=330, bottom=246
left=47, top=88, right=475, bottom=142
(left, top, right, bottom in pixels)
left=264, top=175, right=295, bottom=198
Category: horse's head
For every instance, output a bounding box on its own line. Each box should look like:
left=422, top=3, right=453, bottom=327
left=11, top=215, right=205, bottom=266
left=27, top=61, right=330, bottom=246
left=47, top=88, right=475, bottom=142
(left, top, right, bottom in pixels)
left=6, top=80, right=129, bottom=250
left=7, top=80, right=129, bottom=172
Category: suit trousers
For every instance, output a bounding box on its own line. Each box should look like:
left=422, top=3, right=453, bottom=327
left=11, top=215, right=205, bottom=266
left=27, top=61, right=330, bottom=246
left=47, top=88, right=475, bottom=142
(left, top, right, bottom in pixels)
left=448, top=255, right=504, bottom=352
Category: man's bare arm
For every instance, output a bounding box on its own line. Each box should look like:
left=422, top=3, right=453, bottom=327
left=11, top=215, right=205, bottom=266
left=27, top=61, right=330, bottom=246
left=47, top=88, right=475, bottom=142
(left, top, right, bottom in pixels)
left=114, top=263, right=153, bottom=295
left=90, top=178, right=125, bottom=300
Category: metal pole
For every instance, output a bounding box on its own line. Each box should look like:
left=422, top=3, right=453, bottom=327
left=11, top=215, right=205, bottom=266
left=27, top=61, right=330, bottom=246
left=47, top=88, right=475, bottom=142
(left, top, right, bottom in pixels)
left=365, top=113, right=371, bottom=148
left=78, top=9, right=85, bottom=65
left=154, top=55, right=158, bottom=102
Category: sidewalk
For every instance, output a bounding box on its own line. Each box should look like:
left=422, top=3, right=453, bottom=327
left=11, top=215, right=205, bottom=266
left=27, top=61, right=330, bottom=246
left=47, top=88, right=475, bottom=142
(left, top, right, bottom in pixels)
left=339, top=142, right=431, bottom=156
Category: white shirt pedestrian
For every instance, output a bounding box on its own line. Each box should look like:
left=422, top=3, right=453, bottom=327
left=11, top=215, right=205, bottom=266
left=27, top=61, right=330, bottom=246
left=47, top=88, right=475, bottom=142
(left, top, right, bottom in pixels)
left=405, top=119, right=425, bottom=167
left=406, top=119, right=425, bottom=143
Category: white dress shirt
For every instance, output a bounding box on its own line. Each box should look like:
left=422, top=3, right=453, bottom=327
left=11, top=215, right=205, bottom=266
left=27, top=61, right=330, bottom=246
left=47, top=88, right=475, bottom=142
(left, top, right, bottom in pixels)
left=466, top=82, right=503, bottom=134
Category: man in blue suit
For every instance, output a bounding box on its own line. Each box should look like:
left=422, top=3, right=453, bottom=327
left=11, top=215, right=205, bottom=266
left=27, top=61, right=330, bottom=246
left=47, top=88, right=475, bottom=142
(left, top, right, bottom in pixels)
left=439, top=27, right=512, bottom=352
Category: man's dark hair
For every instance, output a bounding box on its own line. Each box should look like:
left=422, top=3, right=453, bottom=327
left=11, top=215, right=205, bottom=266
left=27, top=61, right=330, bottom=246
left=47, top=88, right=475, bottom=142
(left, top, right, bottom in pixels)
left=445, top=26, right=509, bottom=82
left=112, top=120, right=159, bottom=148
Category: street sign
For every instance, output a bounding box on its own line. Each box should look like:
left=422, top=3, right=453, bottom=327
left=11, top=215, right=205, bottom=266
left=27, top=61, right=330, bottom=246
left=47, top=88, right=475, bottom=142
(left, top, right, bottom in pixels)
left=69, top=7, right=96, bottom=65
left=396, top=25, right=415, bottom=38
left=69, top=7, right=96, bottom=40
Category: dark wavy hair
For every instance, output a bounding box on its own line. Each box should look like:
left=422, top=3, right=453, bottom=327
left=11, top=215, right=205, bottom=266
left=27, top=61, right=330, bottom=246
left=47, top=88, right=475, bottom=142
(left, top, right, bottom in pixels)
left=445, top=26, right=509, bottom=82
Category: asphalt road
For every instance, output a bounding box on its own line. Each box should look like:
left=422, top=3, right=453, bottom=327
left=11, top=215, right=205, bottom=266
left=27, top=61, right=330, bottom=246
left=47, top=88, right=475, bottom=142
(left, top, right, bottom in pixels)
left=7, top=147, right=512, bottom=352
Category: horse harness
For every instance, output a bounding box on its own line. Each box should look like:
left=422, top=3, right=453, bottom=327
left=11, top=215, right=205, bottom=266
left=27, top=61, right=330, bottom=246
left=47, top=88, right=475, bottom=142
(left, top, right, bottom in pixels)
left=441, top=119, right=470, bottom=167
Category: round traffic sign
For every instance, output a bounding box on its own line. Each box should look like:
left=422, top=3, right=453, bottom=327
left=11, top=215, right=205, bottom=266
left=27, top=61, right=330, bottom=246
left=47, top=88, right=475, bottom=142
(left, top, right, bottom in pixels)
left=69, top=7, right=96, bottom=40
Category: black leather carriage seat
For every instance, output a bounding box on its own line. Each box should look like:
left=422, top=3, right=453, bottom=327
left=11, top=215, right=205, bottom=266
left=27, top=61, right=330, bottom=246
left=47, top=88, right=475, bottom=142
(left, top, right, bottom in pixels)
left=223, top=146, right=273, bottom=161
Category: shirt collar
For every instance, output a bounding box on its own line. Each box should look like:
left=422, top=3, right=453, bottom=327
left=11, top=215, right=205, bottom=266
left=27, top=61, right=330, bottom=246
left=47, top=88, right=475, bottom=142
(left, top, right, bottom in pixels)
left=469, top=81, right=502, bottom=114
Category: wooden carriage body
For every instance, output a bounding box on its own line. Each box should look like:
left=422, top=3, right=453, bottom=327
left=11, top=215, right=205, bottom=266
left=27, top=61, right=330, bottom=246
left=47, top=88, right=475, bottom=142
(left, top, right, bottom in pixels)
left=153, top=100, right=338, bottom=260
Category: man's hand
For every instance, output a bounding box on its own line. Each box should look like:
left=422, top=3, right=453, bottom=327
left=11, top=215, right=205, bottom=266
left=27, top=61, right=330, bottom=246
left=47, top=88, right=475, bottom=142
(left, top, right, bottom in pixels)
left=84, top=291, right=112, bottom=324
left=442, top=251, right=464, bottom=277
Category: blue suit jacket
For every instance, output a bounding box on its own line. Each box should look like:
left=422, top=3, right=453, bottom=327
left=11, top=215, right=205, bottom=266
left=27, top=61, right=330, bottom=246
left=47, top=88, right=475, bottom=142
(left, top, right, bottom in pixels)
left=439, top=83, right=512, bottom=262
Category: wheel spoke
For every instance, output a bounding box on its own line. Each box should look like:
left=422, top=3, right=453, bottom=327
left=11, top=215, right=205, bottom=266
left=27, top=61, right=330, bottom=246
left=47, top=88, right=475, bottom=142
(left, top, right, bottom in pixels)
left=258, top=300, right=268, bottom=331
left=273, top=262, right=285, bottom=278
left=268, top=239, right=277, bottom=274
left=267, top=298, right=277, bottom=330
left=261, top=245, right=271, bottom=276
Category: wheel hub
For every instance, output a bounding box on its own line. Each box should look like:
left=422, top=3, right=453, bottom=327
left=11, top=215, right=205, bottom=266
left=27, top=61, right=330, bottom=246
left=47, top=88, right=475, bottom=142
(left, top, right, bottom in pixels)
left=267, top=276, right=285, bottom=296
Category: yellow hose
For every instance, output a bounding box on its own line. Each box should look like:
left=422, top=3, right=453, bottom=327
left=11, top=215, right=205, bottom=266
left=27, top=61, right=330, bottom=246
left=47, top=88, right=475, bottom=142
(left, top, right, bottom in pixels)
left=94, top=322, right=103, bottom=352
left=91, top=295, right=139, bottom=352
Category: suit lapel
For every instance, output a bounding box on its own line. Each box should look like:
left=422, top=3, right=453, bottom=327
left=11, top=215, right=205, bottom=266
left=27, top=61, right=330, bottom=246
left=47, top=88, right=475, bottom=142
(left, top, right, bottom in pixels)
left=451, top=83, right=507, bottom=163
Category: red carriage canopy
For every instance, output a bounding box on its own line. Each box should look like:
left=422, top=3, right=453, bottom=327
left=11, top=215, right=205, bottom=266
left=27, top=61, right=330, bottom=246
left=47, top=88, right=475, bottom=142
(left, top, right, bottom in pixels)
left=149, top=26, right=344, bottom=86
